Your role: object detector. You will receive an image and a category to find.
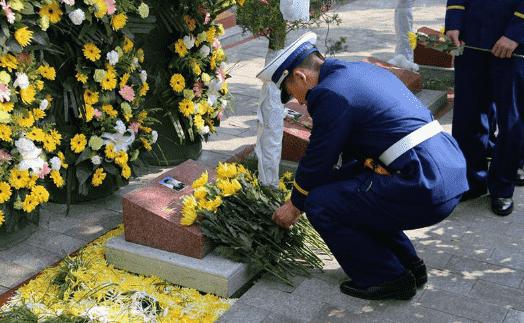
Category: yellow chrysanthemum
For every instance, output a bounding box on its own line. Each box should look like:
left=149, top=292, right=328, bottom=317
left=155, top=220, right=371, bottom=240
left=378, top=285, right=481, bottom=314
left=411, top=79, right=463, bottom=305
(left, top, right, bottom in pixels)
left=31, top=185, right=49, bottom=203
left=39, top=2, right=63, bottom=23
left=71, top=133, right=87, bottom=153
left=180, top=195, right=198, bottom=226
left=9, top=168, right=30, bottom=189
left=43, top=134, right=57, bottom=152
left=216, top=178, right=242, bottom=197
left=121, top=164, right=131, bottom=179
left=84, top=89, right=99, bottom=105
left=193, top=186, right=207, bottom=200
left=180, top=207, right=197, bottom=226
left=83, top=43, right=101, bottom=62
left=178, top=99, right=194, bottom=117
left=26, top=127, right=46, bottom=142
left=0, top=102, right=14, bottom=112
left=101, top=70, right=117, bottom=90
left=76, top=72, right=88, bottom=83
left=79, top=104, right=94, bottom=122
left=139, top=82, right=149, bottom=96
left=33, top=108, right=46, bottom=120
left=174, top=39, right=188, bottom=57
left=14, top=27, right=34, bottom=47
left=23, top=193, right=39, bottom=213
left=92, top=167, right=106, bottom=187
left=170, top=73, right=185, bottom=92
left=111, top=13, right=127, bottom=30
left=193, top=114, right=204, bottom=130
left=440, top=27, right=446, bottom=35
left=206, top=27, right=216, bottom=43
left=102, top=104, right=118, bottom=118
left=37, top=64, right=56, bottom=80
left=0, top=124, right=12, bottom=142
left=192, top=170, right=208, bottom=188
left=407, top=31, right=418, bottom=50
left=0, top=211, right=4, bottom=227
left=50, top=170, right=64, bottom=187
left=0, top=182, right=12, bottom=203
left=35, top=80, right=44, bottom=90
left=57, top=151, right=68, bottom=169
left=114, top=150, right=128, bottom=167
left=202, top=196, right=222, bottom=213
left=93, top=0, right=107, bottom=18
left=105, top=144, right=117, bottom=159
left=20, top=85, right=36, bottom=104
left=16, top=111, right=34, bottom=127
left=238, top=0, right=245, bottom=5
left=216, top=162, right=237, bottom=179
left=123, top=36, right=133, bottom=53
left=140, top=137, right=151, bottom=150
left=0, top=54, right=17, bottom=72
left=119, top=73, right=130, bottom=88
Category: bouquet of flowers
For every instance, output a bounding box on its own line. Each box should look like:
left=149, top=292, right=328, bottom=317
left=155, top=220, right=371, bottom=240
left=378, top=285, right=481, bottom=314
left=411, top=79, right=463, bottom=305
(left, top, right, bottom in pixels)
left=138, top=0, right=244, bottom=145
left=0, top=52, right=64, bottom=232
left=408, top=27, right=524, bottom=58
left=180, top=162, right=331, bottom=285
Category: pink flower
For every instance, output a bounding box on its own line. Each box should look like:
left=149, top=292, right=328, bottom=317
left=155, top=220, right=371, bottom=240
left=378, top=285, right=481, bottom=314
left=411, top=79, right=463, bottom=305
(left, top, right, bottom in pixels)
left=62, top=0, right=75, bottom=5
left=217, top=109, right=224, bottom=120
left=104, top=0, right=116, bottom=15
left=212, top=37, right=221, bottom=50
left=216, top=68, right=226, bottom=83
left=0, top=84, right=10, bottom=102
left=0, top=149, right=12, bottom=163
left=197, top=5, right=210, bottom=25
left=4, top=7, right=14, bottom=24
left=257, top=0, right=270, bottom=5
left=93, top=108, right=102, bottom=119
left=119, top=85, right=135, bottom=102
left=39, top=162, right=51, bottom=179
left=129, top=121, right=139, bottom=133
left=193, top=80, right=204, bottom=98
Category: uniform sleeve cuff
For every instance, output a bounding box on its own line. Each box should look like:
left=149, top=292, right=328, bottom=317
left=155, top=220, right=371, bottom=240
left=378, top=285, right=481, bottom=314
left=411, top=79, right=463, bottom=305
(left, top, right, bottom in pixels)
left=291, top=187, right=307, bottom=212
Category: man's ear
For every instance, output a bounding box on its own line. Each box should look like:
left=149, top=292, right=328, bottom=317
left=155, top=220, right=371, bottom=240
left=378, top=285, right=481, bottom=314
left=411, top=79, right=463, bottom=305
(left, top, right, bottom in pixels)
left=292, top=69, right=308, bottom=84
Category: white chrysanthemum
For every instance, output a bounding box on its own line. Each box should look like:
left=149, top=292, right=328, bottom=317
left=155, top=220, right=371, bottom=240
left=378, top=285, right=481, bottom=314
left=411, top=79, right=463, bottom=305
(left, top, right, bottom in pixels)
left=199, top=45, right=210, bottom=57
left=39, top=99, right=49, bottom=110
left=13, top=73, right=29, bottom=89
left=183, top=35, right=195, bottom=50
left=49, top=156, right=61, bottom=171
left=69, top=8, right=85, bottom=25
left=91, top=155, right=102, bottom=165
left=151, top=130, right=158, bottom=143
left=106, top=50, right=119, bottom=65
left=140, top=70, right=147, bottom=83
left=198, top=126, right=210, bottom=135
left=15, top=137, right=44, bottom=173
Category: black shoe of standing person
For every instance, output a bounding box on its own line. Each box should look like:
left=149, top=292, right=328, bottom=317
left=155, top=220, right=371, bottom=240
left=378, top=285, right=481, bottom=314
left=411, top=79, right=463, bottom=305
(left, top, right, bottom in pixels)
left=405, top=258, right=427, bottom=288
left=491, top=197, right=514, bottom=216
left=339, top=270, right=416, bottom=300
left=517, top=168, right=524, bottom=186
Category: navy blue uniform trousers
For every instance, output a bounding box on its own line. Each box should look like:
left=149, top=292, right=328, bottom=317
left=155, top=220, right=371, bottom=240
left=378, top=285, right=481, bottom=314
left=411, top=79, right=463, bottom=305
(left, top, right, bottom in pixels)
left=453, top=49, right=524, bottom=197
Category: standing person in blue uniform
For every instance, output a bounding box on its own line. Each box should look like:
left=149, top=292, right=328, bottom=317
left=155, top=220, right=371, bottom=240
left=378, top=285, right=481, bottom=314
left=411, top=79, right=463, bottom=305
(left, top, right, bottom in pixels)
left=257, top=32, right=468, bottom=300
left=445, top=0, right=524, bottom=215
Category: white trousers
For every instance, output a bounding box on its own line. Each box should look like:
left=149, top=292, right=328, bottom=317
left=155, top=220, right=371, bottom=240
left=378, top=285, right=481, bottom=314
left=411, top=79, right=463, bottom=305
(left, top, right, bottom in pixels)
left=255, top=48, right=286, bottom=189
left=395, top=0, right=416, bottom=61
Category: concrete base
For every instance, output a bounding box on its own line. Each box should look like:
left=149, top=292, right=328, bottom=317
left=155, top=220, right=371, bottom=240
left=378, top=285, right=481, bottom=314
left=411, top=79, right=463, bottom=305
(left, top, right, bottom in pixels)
left=105, top=234, right=261, bottom=297
left=416, top=89, right=448, bottom=116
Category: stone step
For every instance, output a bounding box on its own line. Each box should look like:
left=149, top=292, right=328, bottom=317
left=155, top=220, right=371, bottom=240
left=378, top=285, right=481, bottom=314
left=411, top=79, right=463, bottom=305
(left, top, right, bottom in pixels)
left=363, top=57, right=422, bottom=94
left=105, top=234, right=260, bottom=298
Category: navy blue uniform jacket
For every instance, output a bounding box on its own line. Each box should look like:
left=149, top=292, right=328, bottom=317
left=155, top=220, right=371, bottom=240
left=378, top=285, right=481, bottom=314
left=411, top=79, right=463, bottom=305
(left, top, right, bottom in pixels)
left=290, top=59, right=469, bottom=212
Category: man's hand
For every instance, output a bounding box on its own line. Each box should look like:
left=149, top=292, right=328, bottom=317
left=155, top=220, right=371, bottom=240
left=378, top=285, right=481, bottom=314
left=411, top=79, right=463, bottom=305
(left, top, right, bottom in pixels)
left=446, top=30, right=465, bottom=47
left=492, top=36, right=519, bottom=58
left=272, top=199, right=301, bottom=230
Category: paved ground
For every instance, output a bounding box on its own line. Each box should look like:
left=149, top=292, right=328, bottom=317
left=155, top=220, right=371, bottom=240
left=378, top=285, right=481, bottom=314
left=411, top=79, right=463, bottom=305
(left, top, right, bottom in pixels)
left=3, top=0, right=524, bottom=322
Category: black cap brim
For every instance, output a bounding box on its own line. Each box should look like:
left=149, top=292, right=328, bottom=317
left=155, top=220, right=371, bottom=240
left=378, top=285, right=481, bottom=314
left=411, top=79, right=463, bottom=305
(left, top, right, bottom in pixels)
left=280, top=86, right=292, bottom=104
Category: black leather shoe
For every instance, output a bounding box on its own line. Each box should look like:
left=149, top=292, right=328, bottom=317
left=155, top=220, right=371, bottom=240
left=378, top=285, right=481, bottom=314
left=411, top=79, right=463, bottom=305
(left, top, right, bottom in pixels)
left=339, top=270, right=416, bottom=300
left=460, top=187, right=488, bottom=202
left=517, top=169, right=524, bottom=186
left=405, top=258, right=427, bottom=288
left=491, top=197, right=514, bottom=216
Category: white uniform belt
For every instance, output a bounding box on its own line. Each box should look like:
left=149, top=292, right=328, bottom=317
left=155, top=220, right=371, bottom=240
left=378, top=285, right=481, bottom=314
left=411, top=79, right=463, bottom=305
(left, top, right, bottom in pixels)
left=379, top=120, right=443, bottom=167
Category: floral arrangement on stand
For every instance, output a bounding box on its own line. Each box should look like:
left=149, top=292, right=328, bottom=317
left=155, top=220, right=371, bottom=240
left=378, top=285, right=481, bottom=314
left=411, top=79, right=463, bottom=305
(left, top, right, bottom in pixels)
left=0, top=224, right=236, bottom=322
left=180, top=162, right=331, bottom=285
left=138, top=0, right=245, bottom=149
left=0, top=52, right=64, bottom=234
left=0, top=0, right=159, bottom=206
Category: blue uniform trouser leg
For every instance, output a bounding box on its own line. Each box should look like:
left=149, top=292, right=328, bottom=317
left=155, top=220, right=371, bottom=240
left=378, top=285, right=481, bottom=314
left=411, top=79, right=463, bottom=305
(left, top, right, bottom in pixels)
left=452, top=50, right=492, bottom=192
left=304, top=176, right=459, bottom=287
left=487, top=55, right=524, bottom=197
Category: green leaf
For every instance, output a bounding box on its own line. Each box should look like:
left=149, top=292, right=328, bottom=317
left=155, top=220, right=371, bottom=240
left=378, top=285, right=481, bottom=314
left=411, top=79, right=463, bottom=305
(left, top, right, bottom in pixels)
left=6, top=38, right=22, bottom=53
left=32, top=30, right=49, bottom=46
left=75, top=147, right=95, bottom=165
left=20, top=2, right=34, bottom=15
left=76, top=162, right=93, bottom=186
left=102, top=161, right=118, bottom=176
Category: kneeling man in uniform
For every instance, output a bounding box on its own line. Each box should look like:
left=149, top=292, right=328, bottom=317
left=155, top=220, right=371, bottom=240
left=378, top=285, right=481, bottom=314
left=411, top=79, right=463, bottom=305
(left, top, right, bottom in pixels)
left=257, top=32, right=468, bottom=300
